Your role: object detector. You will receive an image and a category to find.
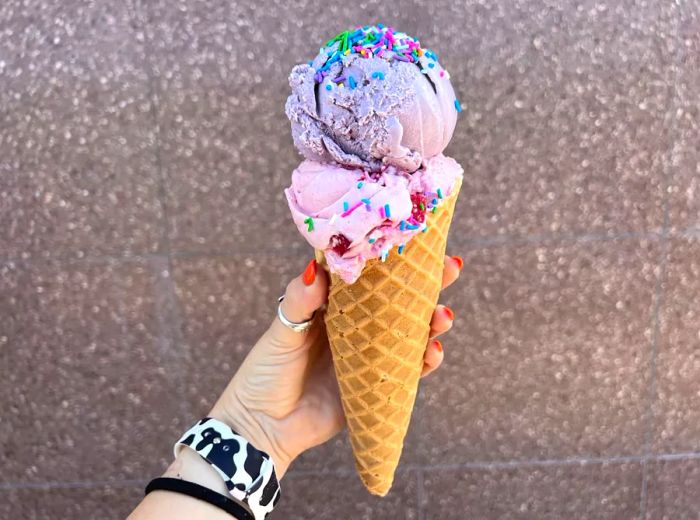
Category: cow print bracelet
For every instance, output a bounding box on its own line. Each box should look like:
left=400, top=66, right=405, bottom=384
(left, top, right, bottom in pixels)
left=174, top=418, right=281, bottom=520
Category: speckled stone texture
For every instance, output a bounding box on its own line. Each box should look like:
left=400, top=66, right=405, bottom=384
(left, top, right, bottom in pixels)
left=0, top=486, right=143, bottom=520
left=422, top=463, right=642, bottom=519
left=275, top=470, right=418, bottom=519
left=421, top=239, right=659, bottom=463
left=0, top=261, right=188, bottom=483
left=645, top=459, right=700, bottom=519
left=652, top=238, right=700, bottom=452
left=0, top=1, right=164, bottom=260
left=2, top=0, right=698, bottom=518
left=669, top=2, right=700, bottom=232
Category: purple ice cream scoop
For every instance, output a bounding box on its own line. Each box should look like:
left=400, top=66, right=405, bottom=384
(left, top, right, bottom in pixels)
left=285, top=25, right=460, bottom=173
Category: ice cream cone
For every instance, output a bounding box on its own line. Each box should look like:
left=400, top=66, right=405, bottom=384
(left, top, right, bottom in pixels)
left=317, top=178, right=462, bottom=496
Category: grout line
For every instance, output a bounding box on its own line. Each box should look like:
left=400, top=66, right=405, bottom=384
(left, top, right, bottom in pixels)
left=639, top=237, right=668, bottom=520
left=282, top=467, right=364, bottom=478
left=148, top=256, right=190, bottom=423
left=416, top=468, right=426, bottom=520
left=452, top=229, right=662, bottom=249
left=139, top=20, right=172, bottom=259
left=414, top=385, right=426, bottom=520
left=136, top=1, right=194, bottom=421
left=655, top=450, right=700, bottom=462
left=169, top=248, right=308, bottom=260
left=10, top=450, right=700, bottom=491
left=0, top=479, right=147, bottom=491
left=421, top=454, right=646, bottom=472
left=678, top=227, right=700, bottom=238
left=1, top=229, right=682, bottom=269
left=637, top=6, right=683, bottom=518
left=0, top=252, right=168, bottom=268
left=638, top=233, right=670, bottom=520
left=130, top=0, right=191, bottom=429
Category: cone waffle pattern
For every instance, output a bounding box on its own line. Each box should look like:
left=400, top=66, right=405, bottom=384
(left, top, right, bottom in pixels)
left=318, top=178, right=462, bottom=496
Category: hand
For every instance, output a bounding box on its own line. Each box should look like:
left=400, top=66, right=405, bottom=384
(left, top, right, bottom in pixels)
left=209, top=254, right=464, bottom=477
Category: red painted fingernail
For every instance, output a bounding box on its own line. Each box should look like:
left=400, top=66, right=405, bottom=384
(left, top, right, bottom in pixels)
left=433, top=339, right=443, bottom=353
left=302, top=259, right=317, bottom=286
left=452, top=255, right=464, bottom=270
left=443, top=306, right=455, bottom=321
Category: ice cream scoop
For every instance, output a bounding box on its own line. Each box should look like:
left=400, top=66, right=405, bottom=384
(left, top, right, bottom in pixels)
left=285, top=25, right=461, bottom=172
left=285, top=154, right=463, bottom=283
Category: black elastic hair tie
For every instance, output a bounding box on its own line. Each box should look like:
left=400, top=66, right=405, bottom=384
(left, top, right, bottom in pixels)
left=145, top=477, right=254, bottom=520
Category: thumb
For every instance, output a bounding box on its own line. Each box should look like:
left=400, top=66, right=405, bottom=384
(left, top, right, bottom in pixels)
left=268, top=258, right=328, bottom=348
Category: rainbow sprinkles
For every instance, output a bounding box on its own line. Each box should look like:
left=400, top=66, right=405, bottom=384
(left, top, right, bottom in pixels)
left=310, top=25, right=460, bottom=113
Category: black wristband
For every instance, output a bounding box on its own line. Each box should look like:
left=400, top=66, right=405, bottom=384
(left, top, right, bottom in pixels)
left=145, top=477, right=255, bottom=520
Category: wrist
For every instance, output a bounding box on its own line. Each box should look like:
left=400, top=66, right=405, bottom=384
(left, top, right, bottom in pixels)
left=163, top=447, right=229, bottom=496
left=209, top=396, right=292, bottom=478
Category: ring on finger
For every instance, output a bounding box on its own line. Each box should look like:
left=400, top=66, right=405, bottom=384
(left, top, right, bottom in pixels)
left=276, top=295, right=315, bottom=333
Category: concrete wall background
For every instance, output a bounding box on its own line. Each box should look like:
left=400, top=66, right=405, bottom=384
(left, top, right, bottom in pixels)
left=1, top=1, right=699, bottom=518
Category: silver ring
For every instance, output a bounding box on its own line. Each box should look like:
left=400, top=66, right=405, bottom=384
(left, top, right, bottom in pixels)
left=277, top=295, right=315, bottom=333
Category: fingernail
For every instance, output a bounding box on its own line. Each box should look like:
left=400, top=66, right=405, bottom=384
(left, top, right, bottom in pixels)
left=452, top=255, right=464, bottom=270
left=302, top=259, right=317, bottom=286
left=443, top=306, right=455, bottom=321
left=433, top=339, right=443, bottom=353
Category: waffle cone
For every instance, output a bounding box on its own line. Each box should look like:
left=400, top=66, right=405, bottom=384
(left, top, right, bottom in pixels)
left=316, top=178, right=462, bottom=496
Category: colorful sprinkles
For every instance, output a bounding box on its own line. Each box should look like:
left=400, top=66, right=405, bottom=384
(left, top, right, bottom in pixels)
left=312, top=25, right=439, bottom=84
left=312, top=185, right=450, bottom=262
left=341, top=201, right=363, bottom=217
left=310, top=25, right=462, bottom=114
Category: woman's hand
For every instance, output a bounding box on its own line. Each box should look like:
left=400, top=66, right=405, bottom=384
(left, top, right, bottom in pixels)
left=209, top=254, right=464, bottom=477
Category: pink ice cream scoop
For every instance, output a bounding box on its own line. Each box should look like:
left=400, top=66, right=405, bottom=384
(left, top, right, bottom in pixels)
left=285, top=155, right=463, bottom=283
left=285, top=25, right=461, bottom=173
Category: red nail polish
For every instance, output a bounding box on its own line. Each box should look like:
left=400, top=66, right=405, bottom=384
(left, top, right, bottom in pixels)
left=302, top=259, right=317, bottom=286
left=452, top=255, right=464, bottom=270
left=433, top=339, right=443, bottom=353
left=443, top=306, right=455, bottom=321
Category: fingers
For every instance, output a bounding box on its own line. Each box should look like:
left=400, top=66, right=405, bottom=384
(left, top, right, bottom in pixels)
left=442, top=255, right=463, bottom=290
left=430, top=304, right=454, bottom=339
left=421, top=254, right=460, bottom=376
left=424, top=304, right=453, bottom=376
left=421, top=339, right=444, bottom=377
left=269, top=258, right=329, bottom=348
